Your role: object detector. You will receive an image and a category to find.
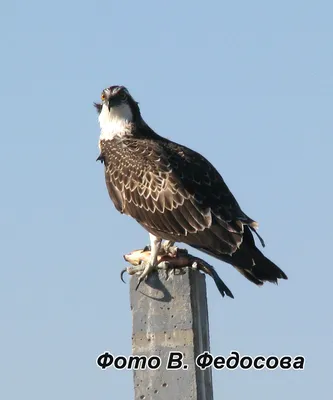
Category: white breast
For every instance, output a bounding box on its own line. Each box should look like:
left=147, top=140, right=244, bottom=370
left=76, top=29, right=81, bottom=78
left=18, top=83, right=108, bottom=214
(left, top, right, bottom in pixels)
left=99, top=103, right=133, bottom=140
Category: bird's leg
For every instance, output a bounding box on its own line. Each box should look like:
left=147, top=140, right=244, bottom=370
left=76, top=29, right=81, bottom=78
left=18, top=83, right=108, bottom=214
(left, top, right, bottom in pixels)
left=136, top=233, right=162, bottom=289
left=162, top=240, right=175, bottom=254
left=161, top=240, right=183, bottom=279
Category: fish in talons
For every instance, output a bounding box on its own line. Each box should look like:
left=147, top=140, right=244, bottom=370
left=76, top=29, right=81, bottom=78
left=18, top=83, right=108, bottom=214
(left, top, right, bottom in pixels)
left=121, top=243, right=234, bottom=299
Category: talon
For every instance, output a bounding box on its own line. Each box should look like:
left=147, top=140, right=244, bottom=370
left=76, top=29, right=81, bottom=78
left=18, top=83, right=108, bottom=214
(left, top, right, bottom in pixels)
left=120, top=268, right=127, bottom=283
left=163, top=241, right=176, bottom=255
left=136, top=260, right=155, bottom=282
left=166, top=267, right=174, bottom=280
left=135, top=277, right=143, bottom=291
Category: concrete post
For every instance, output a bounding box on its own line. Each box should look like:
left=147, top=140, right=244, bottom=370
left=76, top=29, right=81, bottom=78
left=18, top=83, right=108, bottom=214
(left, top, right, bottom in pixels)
left=130, top=267, right=213, bottom=400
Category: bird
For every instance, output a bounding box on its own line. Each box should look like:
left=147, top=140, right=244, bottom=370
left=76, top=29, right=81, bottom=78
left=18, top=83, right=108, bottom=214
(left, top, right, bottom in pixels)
left=94, top=85, right=287, bottom=297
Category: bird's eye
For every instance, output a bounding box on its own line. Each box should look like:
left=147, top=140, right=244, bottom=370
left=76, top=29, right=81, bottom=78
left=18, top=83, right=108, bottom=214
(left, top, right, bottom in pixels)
left=101, top=92, right=105, bottom=101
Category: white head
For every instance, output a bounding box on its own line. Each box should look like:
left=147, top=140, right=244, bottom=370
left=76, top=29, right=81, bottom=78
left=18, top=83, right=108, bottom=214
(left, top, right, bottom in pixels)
left=95, top=86, right=139, bottom=140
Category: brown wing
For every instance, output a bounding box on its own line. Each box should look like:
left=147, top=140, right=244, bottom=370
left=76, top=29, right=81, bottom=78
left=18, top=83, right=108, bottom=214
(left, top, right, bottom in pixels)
left=101, top=136, right=257, bottom=255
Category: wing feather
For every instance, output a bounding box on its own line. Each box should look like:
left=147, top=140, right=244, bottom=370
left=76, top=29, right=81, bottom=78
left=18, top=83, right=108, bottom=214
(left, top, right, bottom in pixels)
left=101, top=136, right=256, bottom=255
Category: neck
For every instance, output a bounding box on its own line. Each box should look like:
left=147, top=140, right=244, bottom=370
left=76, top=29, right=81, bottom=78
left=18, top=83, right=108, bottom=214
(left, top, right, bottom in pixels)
left=99, top=103, right=133, bottom=140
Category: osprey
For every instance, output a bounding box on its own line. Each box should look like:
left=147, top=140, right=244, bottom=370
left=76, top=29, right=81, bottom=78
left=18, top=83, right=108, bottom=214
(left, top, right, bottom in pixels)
left=95, top=85, right=287, bottom=296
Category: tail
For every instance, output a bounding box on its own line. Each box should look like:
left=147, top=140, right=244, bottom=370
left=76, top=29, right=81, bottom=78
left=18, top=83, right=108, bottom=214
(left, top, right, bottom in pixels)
left=190, top=225, right=288, bottom=286
left=233, top=248, right=288, bottom=286
left=231, top=225, right=288, bottom=285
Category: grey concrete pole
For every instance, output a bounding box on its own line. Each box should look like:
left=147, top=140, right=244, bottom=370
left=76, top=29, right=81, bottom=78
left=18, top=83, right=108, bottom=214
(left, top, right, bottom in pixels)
left=130, top=267, right=214, bottom=400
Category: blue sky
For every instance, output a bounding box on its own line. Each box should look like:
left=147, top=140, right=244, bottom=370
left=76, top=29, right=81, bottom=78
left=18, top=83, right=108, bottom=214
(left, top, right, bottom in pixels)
left=1, top=0, right=332, bottom=398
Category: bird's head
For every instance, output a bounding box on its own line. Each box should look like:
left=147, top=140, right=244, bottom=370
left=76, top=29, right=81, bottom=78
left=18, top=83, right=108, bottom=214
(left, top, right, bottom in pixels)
left=95, top=85, right=141, bottom=139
